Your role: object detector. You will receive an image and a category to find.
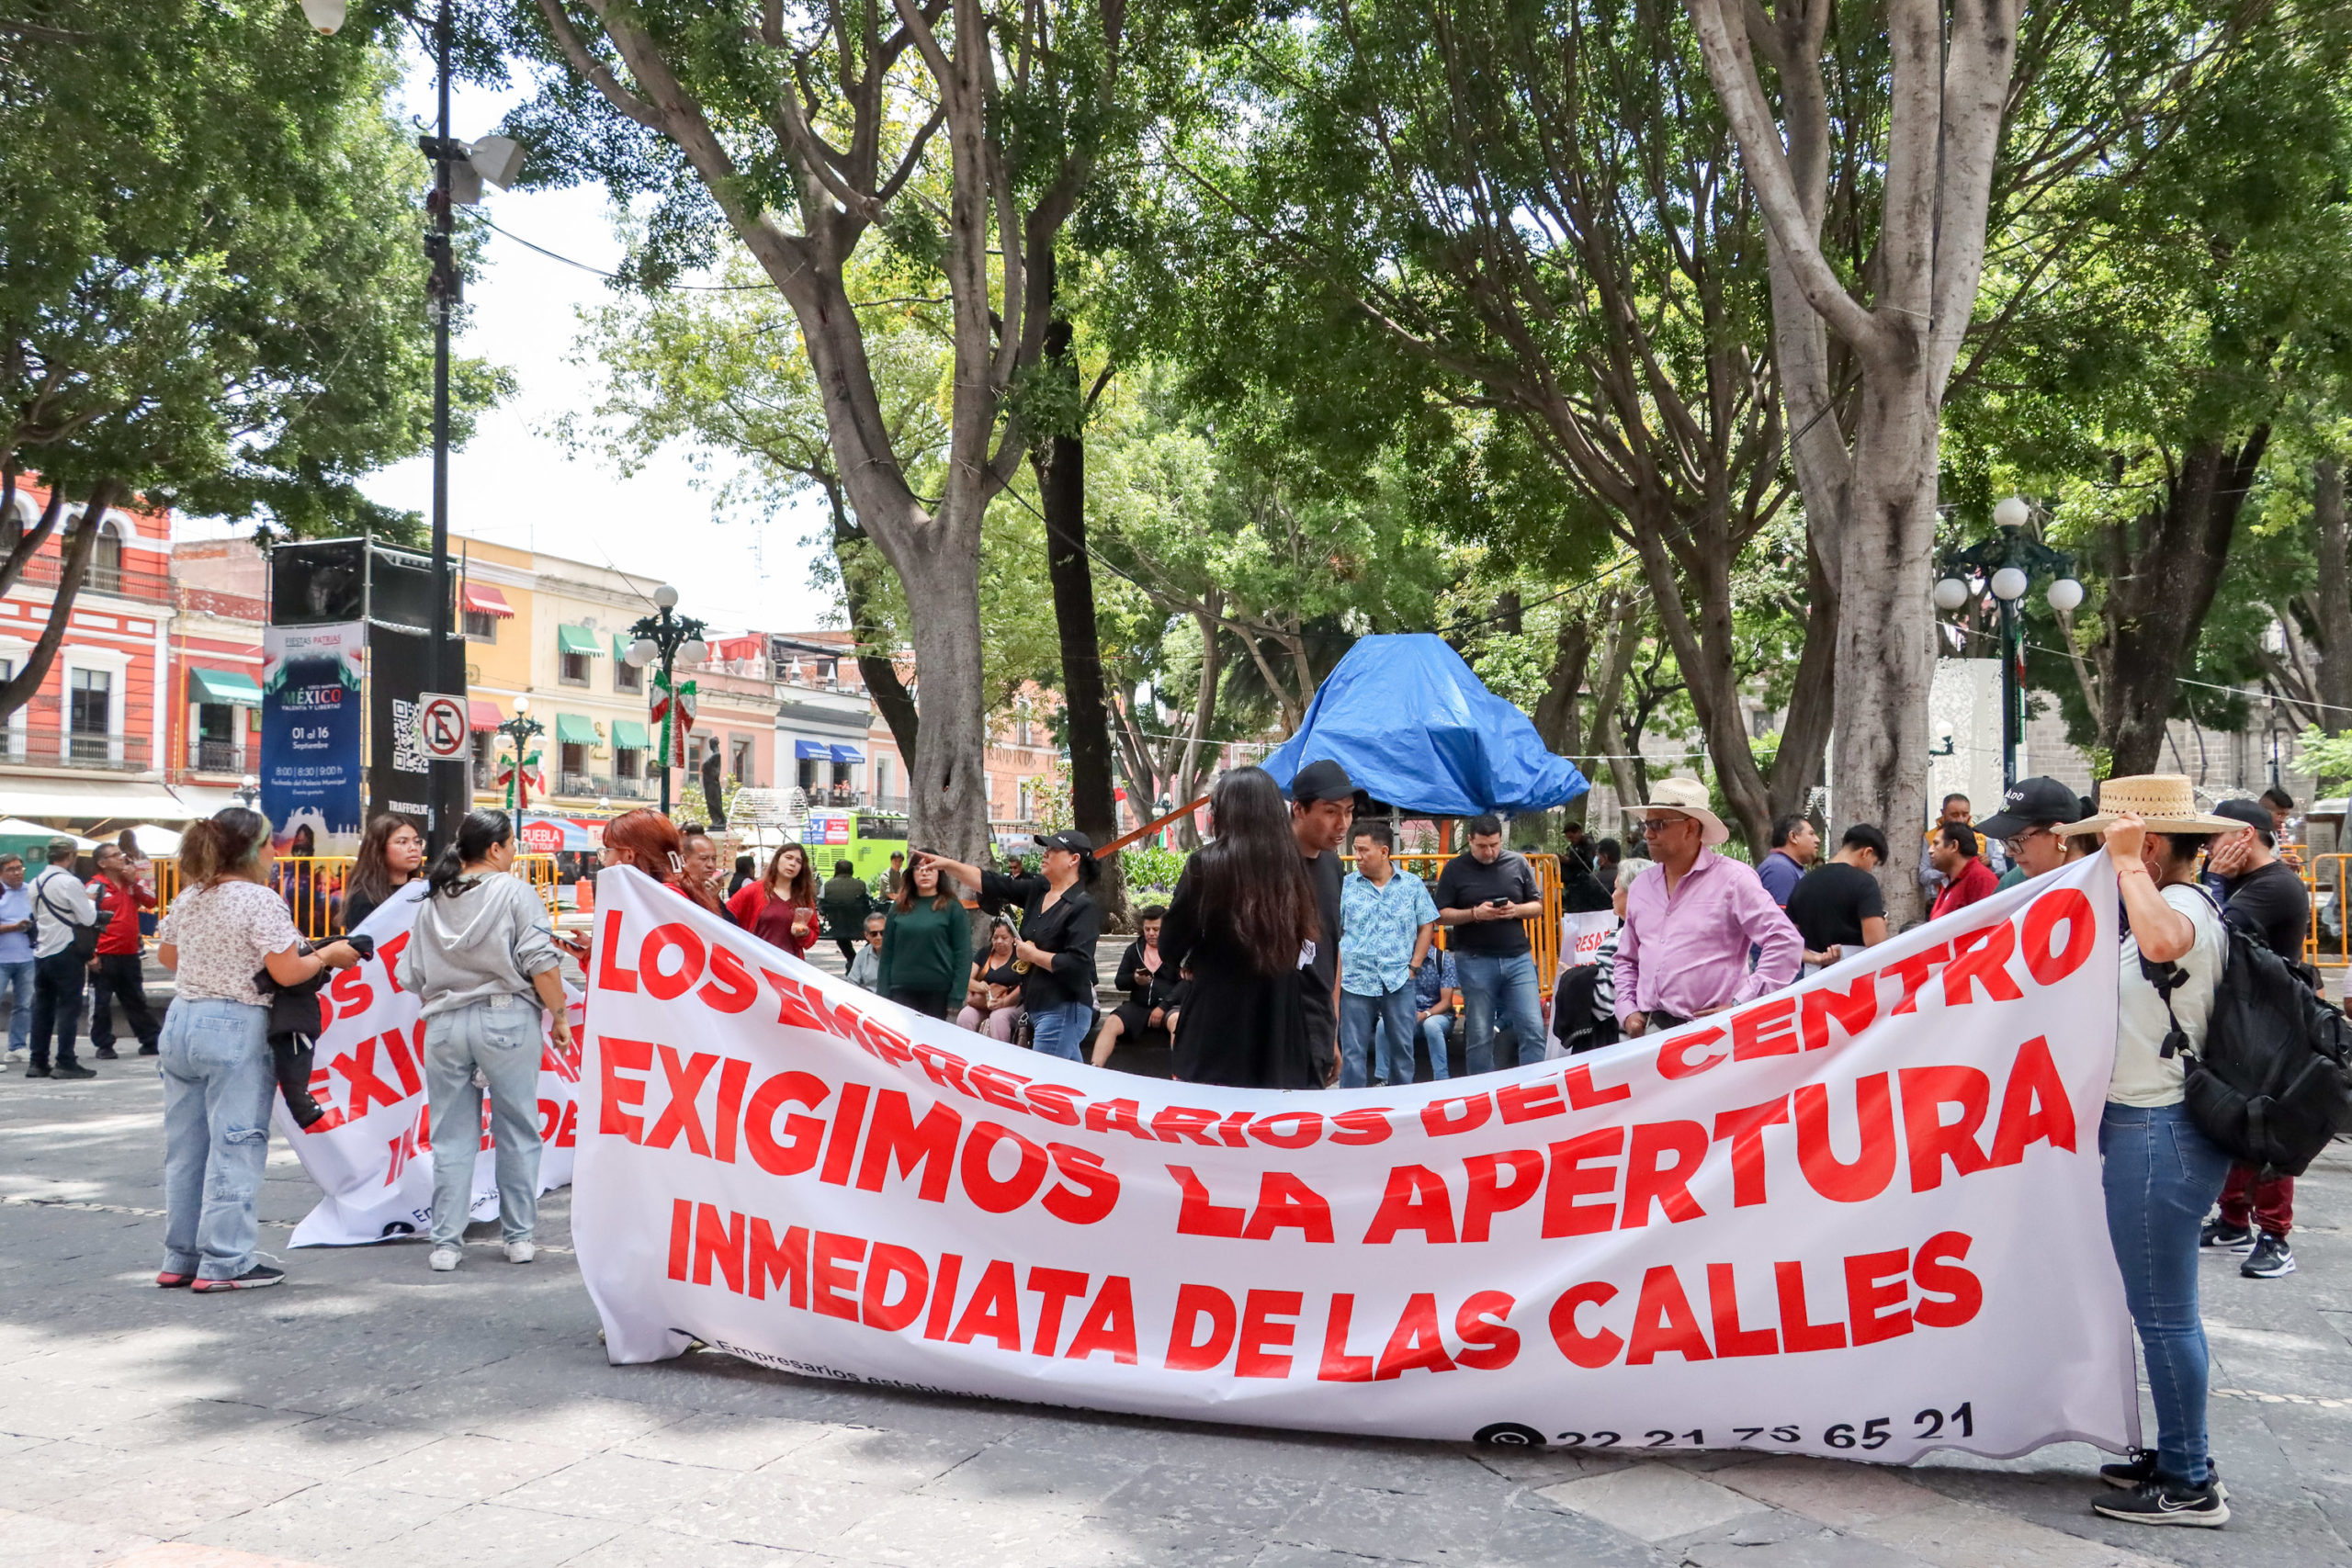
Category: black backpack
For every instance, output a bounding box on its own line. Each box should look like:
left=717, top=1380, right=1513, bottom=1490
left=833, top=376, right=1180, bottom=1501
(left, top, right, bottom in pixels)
left=2143, top=896, right=2352, bottom=1177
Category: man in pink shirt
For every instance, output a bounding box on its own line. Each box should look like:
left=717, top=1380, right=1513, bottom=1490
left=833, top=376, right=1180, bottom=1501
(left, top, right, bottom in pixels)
left=1613, top=778, right=1804, bottom=1036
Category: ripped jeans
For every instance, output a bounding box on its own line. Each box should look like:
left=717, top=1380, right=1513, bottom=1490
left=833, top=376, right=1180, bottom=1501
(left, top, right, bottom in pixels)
left=159, top=998, right=277, bottom=1282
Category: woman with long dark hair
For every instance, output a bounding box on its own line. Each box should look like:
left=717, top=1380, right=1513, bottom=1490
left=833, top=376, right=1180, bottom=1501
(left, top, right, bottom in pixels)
left=399, top=808, right=572, bottom=1272
left=1159, top=767, right=1321, bottom=1088
left=726, top=841, right=820, bottom=955
left=876, top=858, right=966, bottom=1019
left=154, top=808, right=361, bottom=1290
left=915, top=831, right=1102, bottom=1061
left=341, top=814, right=424, bottom=931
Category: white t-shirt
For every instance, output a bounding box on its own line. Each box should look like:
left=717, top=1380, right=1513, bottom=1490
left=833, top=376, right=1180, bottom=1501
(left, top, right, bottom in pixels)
left=2110, top=883, right=2223, bottom=1108
left=159, top=882, right=301, bottom=1008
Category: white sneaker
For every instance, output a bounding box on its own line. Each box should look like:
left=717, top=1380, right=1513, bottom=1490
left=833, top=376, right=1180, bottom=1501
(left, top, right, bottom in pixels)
left=428, top=1246, right=461, bottom=1271
left=503, top=1239, right=535, bottom=1265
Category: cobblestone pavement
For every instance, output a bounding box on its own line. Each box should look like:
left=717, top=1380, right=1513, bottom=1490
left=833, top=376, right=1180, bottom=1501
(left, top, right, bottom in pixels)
left=0, top=1066, right=2345, bottom=1568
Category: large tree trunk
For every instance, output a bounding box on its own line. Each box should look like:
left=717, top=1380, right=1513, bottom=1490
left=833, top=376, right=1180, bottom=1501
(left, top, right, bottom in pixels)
left=1034, top=317, right=1126, bottom=923
left=1531, top=614, right=1592, bottom=756
left=2097, top=433, right=2271, bottom=774
left=1771, top=536, right=1841, bottom=820
left=2313, top=455, right=2352, bottom=723
left=892, top=521, right=994, bottom=865
left=1628, top=507, right=1776, bottom=852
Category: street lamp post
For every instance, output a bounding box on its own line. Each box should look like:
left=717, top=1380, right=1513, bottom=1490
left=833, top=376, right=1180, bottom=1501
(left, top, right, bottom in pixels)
left=296, top=0, right=523, bottom=854
left=623, top=586, right=708, bottom=818
left=495, top=695, right=545, bottom=815
left=1932, top=497, right=2084, bottom=791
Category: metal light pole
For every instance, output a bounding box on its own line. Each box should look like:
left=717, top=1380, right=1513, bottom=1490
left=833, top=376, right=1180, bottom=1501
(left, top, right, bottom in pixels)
left=624, top=586, right=708, bottom=818
left=1932, top=497, right=2085, bottom=791
left=495, top=696, right=544, bottom=815
left=297, top=0, right=522, bottom=855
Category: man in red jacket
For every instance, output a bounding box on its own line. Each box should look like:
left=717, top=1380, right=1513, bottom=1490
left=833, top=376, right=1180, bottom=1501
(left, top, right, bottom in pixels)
left=1928, top=821, right=1998, bottom=920
left=85, top=843, right=158, bottom=1058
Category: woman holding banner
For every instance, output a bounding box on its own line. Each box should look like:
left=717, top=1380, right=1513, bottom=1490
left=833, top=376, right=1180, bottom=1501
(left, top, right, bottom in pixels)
left=154, top=807, right=362, bottom=1292
left=1157, top=767, right=1321, bottom=1089
left=2068, top=776, right=2241, bottom=1528
left=401, top=809, right=573, bottom=1274
left=340, top=814, right=424, bottom=932
left=914, top=832, right=1102, bottom=1062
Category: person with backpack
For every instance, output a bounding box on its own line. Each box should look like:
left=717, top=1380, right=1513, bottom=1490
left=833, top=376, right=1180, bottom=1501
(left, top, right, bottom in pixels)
left=2064, top=776, right=2245, bottom=1527
left=27, top=837, right=100, bottom=1079
left=2198, top=797, right=2312, bottom=1280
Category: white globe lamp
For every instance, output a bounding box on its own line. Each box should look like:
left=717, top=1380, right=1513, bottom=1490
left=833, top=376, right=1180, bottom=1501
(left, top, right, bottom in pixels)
left=1994, top=496, right=2031, bottom=530
left=1990, top=567, right=2030, bottom=603
left=2046, top=577, right=2085, bottom=614
left=652, top=584, right=680, bottom=610
left=1932, top=577, right=1972, bottom=612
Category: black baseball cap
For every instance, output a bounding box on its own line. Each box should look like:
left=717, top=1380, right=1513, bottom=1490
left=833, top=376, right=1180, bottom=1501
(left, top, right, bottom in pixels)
left=2211, top=798, right=2274, bottom=841
left=1978, top=776, right=2083, bottom=839
left=1037, top=829, right=1094, bottom=856
left=1287, top=758, right=1355, bottom=804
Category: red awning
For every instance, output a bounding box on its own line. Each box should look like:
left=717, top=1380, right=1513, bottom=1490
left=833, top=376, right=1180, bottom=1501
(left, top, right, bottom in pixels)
left=461, top=582, right=514, bottom=617
left=469, top=700, right=503, bottom=732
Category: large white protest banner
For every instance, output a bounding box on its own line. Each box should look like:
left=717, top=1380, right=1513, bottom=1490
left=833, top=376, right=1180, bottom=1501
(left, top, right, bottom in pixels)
left=575, top=859, right=2134, bottom=1461
left=276, top=881, right=582, bottom=1247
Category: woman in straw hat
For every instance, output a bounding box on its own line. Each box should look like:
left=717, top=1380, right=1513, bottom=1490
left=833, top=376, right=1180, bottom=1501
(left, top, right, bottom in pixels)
left=2064, top=775, right=2242, bottom=1528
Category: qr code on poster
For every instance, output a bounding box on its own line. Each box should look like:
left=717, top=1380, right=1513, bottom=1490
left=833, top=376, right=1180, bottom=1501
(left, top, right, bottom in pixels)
left=391, top=698, right=429, bottom=775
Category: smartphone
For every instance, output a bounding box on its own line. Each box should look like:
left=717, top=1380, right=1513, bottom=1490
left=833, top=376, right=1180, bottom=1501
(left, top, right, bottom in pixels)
left=1487, top=897, right=1514, bottom=908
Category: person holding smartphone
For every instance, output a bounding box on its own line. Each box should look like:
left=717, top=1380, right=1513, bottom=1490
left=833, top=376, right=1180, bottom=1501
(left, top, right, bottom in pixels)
left=1433, top=814, right=1546, bottom=1074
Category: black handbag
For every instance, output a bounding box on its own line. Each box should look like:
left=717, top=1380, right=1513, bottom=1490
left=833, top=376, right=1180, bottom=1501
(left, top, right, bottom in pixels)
left=37, top=876, right=108, bottom=963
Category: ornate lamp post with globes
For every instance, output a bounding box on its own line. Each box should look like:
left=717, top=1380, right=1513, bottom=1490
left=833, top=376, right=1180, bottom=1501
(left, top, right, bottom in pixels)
left=1932, top=497, right=2085, bottom=791
left=623, top=586, right=708, bottom=818
left=494, top=696, right=545, bottom=814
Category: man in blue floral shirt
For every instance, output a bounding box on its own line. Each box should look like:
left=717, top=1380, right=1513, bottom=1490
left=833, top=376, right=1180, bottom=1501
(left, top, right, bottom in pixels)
left=1338, top=823, right=1438, bottom=1089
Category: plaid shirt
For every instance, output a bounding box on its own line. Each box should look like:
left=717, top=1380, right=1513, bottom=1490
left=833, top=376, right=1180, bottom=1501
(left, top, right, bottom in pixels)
left=1340, top=868, right=1438, bottom=997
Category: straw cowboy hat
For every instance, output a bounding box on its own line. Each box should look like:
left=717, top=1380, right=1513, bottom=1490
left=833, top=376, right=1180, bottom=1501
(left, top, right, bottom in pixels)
left=1638, top=776, right=1730, bottom=846
left=2056, top=773, right=2244, bottom=837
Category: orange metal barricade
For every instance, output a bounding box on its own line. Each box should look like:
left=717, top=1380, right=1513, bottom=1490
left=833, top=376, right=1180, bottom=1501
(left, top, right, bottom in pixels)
left=1348, top=852, right=1564, bottom=983
left=2303, top=852, right=2349, bottom=969
left=147, top=853, right=560, bottom=936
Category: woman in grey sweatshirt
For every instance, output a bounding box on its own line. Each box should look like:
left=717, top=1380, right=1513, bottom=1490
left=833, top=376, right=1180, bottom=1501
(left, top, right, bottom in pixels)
left=398, top=808, right=571, bottom=1272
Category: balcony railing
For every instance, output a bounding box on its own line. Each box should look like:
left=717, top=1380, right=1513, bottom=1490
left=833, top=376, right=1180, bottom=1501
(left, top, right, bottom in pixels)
left=0, top=699, right=151, bottom=772
left=789, top=786, right=866, bottom=810
left=553, top=773, right=657, bottom=801
left=7, top=547, right=174, bottom=604
left=187, top=737, right=247, bottom=774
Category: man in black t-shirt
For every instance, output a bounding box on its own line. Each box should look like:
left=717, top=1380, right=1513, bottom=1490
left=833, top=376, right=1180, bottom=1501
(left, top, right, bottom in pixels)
left=1288, top=759, right=1355, bottom=1086
left=1434, top=816, right=1544, bottom=1073
left=2201, top=797, right=2312, bottom=1280
left=1784, top=824, right=1891, bottom=969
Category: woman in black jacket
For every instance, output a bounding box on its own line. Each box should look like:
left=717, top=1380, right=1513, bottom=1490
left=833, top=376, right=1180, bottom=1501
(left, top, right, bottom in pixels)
left=1159, top=767, right=1321, bottom=1089
left=913, top=830, right=1102, bottom=1061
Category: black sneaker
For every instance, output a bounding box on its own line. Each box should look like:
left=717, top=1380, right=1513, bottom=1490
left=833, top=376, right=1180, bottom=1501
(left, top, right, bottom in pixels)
left=192, top=1263, right=285, bottom=1293
left=2199, top=1217, right=2256, bottom=1250
left=2093, top=1476, right=2229, bottom=1527
left=51, top=1063, right=95, bottom=1079
left=2242, top=1233, right=2296, bottom=1279
left=2101, top=1452, right=2226, bottom=1499
left=137, top=1043, right=158, bottom=1056
left=23, top=1065, right=50, bottom=1078
left=93, top=1046, right=118, bottom=1060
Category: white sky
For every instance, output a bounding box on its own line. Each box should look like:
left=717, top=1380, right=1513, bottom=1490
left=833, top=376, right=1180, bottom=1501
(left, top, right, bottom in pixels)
left=176, top=62, right=836, bottom=640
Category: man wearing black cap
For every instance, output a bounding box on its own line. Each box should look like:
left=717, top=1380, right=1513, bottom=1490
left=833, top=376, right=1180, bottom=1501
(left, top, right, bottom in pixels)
left=1289, top=759, right=1355, bottom=1087
left=2199, top=796, right=2312, bottom=1280
left=1980, top=776, right=2081, bottom=890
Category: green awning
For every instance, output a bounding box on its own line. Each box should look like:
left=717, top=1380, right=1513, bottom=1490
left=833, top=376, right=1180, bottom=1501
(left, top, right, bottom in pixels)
left=554, top=713, right=598, bottom=746
left=611, top=634, right=635, bottom=661
left=556, top=625, right=605, bottom=657
left=610, top=718, right=650, bottom=750
left=187, top=667, right=263, bottom=706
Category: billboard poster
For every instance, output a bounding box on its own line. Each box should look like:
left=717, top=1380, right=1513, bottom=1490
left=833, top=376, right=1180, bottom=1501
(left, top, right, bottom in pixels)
left=261, top=621, right=365, bottom=853
left=368, top=626, right=436, bottom=838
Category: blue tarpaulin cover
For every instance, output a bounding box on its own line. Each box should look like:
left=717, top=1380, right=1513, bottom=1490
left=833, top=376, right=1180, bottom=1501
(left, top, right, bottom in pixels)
left=1261, top=634, right=1589, bottom=817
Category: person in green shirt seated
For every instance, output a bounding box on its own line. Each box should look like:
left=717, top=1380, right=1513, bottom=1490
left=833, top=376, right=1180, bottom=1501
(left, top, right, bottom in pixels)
left=876, top=859, right=969, bottom=1020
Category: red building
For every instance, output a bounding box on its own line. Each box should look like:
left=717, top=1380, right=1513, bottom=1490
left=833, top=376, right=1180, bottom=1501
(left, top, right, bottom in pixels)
left=163, top=537, right=268, bottom=811
left=0, top=483, right=182, bottom=824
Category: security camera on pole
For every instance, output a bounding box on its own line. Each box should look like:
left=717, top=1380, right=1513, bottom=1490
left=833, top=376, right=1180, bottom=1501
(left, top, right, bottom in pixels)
left=294, top=0, right=525, bottom=853
left=1931, top=498, right=2084, bottom=791
left=624, top=586, right=708, bottom=818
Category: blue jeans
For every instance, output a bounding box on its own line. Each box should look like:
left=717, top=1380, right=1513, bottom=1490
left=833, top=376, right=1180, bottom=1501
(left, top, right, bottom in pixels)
left=424, top=995, right=547, bottom=1247
left=1454, top=951, right=1544, bottom=1076
left=1029, top=1001, right=1092, bottom=1062
left=2101, top=1101, right=2232, bottom=1486
left=29, top=949, right=85, bottom=1069
left=0, top=958, right=33, bottom=1054
left=159, top=998, right=276, bottom=1281
left=1340, top=985, right=1418, bottom=1088
left=1372, top=1010, right=1454, bottom=1085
